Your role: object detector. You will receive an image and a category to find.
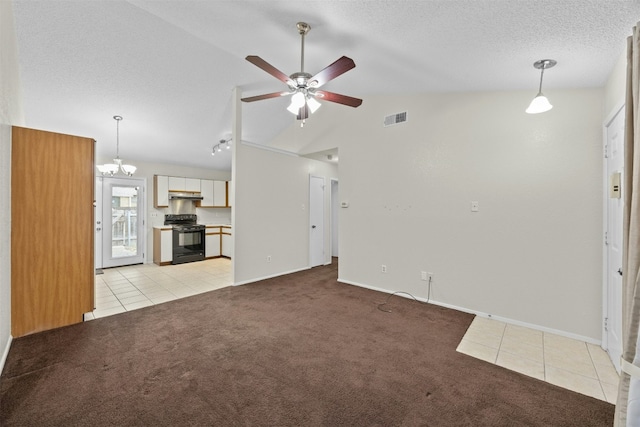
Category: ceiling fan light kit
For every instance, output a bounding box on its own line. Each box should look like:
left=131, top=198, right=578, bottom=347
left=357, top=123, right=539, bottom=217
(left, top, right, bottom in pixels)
left=526, top=59, right=556, bottom=114
left=241, top=22, right=363, bottom=123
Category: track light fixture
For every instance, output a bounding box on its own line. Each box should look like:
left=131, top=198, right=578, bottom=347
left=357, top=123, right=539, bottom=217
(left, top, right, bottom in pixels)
left=526, top=59, right=556, bottom=114
left=211, top=138, right=232, bottom=157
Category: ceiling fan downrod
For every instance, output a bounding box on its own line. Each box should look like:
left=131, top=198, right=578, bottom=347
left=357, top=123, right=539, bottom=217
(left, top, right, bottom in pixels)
left=297, top=22, right=310, bottom=74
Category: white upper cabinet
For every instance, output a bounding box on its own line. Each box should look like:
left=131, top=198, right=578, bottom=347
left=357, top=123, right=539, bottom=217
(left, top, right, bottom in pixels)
left=227, top=180, right=233, bottom=208
left=185, top=178, right=200, bottom=192
left=168, top=176, right=186, bottom=192
left=154, top=175, right=169, bottom=208
left=213, top=180, right=226, bottom=207
left=200, top=179, right=214, bottom=207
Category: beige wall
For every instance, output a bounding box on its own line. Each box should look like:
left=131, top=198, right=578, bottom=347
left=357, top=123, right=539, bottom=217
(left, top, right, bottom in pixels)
left=264, top=88, right=605, bottom=341
left=0, top=1, right=23, bottom=370
left=233, top=141, right=338, bottom=284
left=604, top=48, right=627, bottom=118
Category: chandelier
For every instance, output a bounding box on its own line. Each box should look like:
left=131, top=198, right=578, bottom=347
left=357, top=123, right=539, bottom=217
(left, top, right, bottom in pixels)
left=97, top=115, right=136, bottom=176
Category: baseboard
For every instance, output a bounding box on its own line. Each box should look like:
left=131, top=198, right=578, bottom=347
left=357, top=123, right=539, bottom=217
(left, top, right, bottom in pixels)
left=0, top=335, right=12, bottom=375
left=337, top=278, right=600, bottom=345
left=234, top=267, right=310, bottom=287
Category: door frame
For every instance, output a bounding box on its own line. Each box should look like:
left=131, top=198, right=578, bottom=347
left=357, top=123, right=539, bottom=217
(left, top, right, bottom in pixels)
left=330, top=178, right=339, bottom=258
left=602, top=100, right=625, bottom=371
left=309, top=175, right=325, bottom=268
left=99, top=176, right=147, bottom=268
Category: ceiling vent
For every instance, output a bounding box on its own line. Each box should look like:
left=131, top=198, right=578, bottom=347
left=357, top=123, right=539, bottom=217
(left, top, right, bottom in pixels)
left=383, top=111, right=408, bottom=127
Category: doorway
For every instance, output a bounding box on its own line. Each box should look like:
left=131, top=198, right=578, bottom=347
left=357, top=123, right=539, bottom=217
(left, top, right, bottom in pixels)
left=604, top=105, right=625, bottom=372
left=97, top=176, right=146, bottom=268
left=309, top=175, right=325, bottom=267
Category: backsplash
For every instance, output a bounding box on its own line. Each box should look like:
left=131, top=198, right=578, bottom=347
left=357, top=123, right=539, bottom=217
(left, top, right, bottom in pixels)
left=195, top=208, right=231, bottom=225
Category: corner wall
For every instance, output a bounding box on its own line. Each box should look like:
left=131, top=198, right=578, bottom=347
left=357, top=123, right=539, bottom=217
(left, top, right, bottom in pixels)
left=0, top=1, right=25, bottom=372
left=233, top=142, right=338, bottom=285
left=266, top=88, right=604, bottom=340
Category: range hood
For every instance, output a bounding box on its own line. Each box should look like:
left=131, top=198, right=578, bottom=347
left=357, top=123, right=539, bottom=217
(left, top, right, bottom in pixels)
left=169, top=193, right=203, bottom=201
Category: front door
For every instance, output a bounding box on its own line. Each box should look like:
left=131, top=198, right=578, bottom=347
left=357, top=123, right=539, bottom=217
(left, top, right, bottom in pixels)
left=309, top=175, right=325, bottom=267
left=101, top=177, right=145, bottom=268
left=605, top=105, right=625, bottom=372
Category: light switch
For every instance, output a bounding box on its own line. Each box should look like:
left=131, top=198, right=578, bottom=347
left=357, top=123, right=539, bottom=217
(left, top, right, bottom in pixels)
left=471, top=201, right=479, bottom=212
left=341, top=201, right=349, bottom=208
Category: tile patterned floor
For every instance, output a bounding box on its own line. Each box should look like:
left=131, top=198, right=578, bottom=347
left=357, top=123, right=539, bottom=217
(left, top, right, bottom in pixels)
left=85, top=258, right=232, bottom=320
left=457, top=316, right=619, bottom=404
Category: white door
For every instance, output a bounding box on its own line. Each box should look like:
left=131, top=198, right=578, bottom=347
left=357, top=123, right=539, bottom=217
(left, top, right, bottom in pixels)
left=605, top=105, right=625, bottom=372
left=309, top=175, right=325, bottom=267
left=101, top=177, right=146, bottom=268
left=95, top=177, right=103, bottom=270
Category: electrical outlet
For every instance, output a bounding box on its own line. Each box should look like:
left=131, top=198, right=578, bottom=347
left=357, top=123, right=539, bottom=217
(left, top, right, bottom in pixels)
left=471, top=201, right=479, bottom=212
left=421, top=271, right=428, bottom=281
left=381, top=264, right=387, bottom=273
left=267, top=255, right=271, bottom=263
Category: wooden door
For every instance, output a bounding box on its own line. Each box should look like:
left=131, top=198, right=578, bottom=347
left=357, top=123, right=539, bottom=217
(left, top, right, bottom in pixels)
left=11, top=126, right=95, bottom=337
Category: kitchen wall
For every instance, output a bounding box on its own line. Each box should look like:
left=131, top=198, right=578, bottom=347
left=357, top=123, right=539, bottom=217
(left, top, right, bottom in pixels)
left=0, top=0, right=24, bottom=372
left=256, top=87, right=605, bottom=342
left=95, top=157, right=231, bottom=264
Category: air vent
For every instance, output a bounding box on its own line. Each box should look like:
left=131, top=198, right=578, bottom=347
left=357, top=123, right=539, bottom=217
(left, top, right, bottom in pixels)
left=383, top=111, right=408, bottom=127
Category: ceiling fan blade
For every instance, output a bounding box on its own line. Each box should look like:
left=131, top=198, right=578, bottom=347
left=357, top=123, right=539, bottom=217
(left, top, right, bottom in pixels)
left=246, top=56, right=294, bottom=86
left=241, top=91, right=290, bottom=103
left=315, top=91, right=363, bottom=108
left=309, top=56, right=356, bottom=88
left=297, top=104, right=309, bottom=120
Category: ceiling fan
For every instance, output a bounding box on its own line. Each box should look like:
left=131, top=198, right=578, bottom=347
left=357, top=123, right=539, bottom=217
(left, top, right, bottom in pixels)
left=241, top=22, right=363, bottom=122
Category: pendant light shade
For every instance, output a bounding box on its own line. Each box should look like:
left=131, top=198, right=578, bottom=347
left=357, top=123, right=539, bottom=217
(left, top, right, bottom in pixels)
left=526, top=94, right=553, bottom=114
left=97, top=115, right=136, bottom=176
left=526, top=59, right=556, bottom=114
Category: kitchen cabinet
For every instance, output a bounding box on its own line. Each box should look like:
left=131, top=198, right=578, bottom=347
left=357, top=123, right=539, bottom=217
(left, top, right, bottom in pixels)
left=185, top=178, right=200, bottom=192
left=227, top=180, right=233, bottom=207
left=205, top=227, right=221, bottom=258
left=11, top=126, right=94, bottom=337
left=153, top=227, right=173, bottom=265
left=169, top=176, right=200, bottom=193
left=200, top=179, right=215, bottom=207
left=222, top=226, right=233, bottom=258
left=168, top=176, right=185, bottom=192
left=213, top=180, right=227, bottom=207
left=154, top=175, right=169, bottom=208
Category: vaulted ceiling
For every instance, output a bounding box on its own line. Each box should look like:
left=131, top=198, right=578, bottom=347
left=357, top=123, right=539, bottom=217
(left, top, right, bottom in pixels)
left=12, top=1, right=640, bottom=171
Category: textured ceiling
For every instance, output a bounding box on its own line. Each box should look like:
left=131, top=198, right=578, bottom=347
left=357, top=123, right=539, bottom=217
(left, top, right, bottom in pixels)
left=11, top=1, right=640, bottom=171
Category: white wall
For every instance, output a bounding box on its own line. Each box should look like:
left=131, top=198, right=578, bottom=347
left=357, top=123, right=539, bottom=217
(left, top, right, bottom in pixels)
left=233, top=141, right=338, bottom=285
left=604, top=48, right=627, bottom=117
left=96, top=157, right=231, bottom=264
left=0, top=1, right=24, bottom=372
left=263, top=88, right=604, bottom=341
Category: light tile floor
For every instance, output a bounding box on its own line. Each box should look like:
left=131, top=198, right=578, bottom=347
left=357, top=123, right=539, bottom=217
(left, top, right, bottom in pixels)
left=457, top=316, right=619, bottom=404
left=85, top=258, right=232, bottom=320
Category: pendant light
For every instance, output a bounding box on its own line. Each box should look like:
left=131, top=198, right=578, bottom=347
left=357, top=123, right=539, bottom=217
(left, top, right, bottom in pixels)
left=97, top=115, right=136, bottom=176
left=526, top=59, right=556, bottom=114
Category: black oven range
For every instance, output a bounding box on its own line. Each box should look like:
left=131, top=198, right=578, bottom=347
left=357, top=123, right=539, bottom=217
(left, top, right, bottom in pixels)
left=164, top=214, right=205, bottom=264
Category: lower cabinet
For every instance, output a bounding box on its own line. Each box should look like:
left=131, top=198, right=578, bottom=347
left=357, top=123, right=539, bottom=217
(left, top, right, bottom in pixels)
left=206, top=232, right=221, bottom=258
left=153, top=228, right=173, bottom=265
left=222, top=227, right=233, bottom=258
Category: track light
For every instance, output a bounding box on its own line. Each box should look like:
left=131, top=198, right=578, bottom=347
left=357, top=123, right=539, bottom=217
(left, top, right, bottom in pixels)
left=211, top=138, right=232, bottom=157
left=526, top=59, right=556, bottom=114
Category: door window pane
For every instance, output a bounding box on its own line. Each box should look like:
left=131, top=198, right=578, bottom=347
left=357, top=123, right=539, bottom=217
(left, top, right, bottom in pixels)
left=111, top=186, right=138, bottom=258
